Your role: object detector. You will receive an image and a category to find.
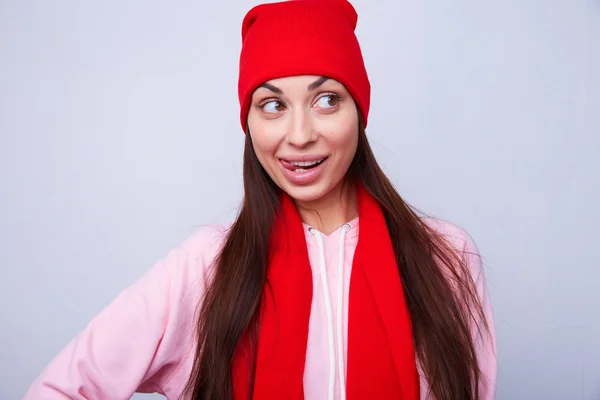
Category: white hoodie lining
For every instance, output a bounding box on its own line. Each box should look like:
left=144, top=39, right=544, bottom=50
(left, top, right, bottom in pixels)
left=309, top=224, right=351, bottom=400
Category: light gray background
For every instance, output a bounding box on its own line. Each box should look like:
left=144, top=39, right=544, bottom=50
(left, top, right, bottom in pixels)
left=1, top=0, right=599, bottom=399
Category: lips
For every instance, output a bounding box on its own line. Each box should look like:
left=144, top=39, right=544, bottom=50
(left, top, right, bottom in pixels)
left=280, top=157, right=327, bottom=172
left=278, top=156, right=329, bottom=185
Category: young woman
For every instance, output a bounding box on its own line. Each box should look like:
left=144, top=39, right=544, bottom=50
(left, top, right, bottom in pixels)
left=24, top=0, right=497, bottom=399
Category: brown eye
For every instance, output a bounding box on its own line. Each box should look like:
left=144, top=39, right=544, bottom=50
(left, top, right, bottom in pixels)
left=315, top=94, right=339, bottom=109
left=262, top=100, right=286, bottom=113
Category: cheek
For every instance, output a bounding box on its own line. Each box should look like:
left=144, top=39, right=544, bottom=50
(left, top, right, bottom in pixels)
left=326, top=124, right=359, bottom=162
left=320, top=106, right=359, bottom=154
left=248, top=126, right=281, bottom=172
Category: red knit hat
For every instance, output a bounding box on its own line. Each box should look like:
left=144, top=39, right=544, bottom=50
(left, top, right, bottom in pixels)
left=238, top=0, right=371, bottom=132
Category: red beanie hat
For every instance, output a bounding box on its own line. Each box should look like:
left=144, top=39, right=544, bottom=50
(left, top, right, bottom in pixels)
left=238, top=0, right=371, bottom=132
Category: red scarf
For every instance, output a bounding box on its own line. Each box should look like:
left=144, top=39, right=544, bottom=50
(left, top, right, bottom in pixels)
left=232, top=185, right=420, bottom=399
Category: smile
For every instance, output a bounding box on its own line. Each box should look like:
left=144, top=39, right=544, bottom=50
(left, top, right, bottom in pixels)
left=289, top=158, right=326, bottom=171
left=279, top=156, right=329, bottom=185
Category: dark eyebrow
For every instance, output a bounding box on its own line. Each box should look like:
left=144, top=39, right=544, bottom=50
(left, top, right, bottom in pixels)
left=257, top=82, right=283, bottom=94
left=308, top=76, right=330, bottom=91
left=257, top=76, right=330, bottom=95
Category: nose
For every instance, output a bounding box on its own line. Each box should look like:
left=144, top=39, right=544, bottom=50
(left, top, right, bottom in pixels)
left=285, top=108, right=316, bottom=148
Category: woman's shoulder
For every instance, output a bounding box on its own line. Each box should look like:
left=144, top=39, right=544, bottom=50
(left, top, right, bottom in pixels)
left=421, top=217, right=480, bottom=255
left=178, top=222, right=232, bottom=262
left=420, top=216, right=485, bottom=281
left=139, top=222, right=233, bottom=300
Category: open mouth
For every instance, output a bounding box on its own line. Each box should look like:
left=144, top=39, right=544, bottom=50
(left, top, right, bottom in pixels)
left=281, top=157, right=328, bottom=173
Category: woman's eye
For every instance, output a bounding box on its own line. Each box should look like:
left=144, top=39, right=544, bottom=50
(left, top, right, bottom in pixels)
left=261, top=100, right=286, bottom=113
left=315, top=94, right=339, bottom=109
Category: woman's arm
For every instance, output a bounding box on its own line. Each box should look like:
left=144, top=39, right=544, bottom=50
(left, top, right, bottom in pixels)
left=23, top=226, right=223, bottom=399
left=424, top=218, right=498, bottom=400
left=461, top=229, right=498, bottom=400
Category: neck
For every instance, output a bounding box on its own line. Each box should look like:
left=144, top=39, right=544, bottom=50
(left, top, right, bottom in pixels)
left=294, top=180, right=358, bottom=235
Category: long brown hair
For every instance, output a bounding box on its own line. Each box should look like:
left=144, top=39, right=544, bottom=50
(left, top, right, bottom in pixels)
left=183, top=120, right=489, bottom=400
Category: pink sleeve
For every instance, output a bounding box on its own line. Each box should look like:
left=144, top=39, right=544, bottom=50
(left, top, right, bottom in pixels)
left=462, top=231, right=498, bottom=400
left=23, top=235, right=211, bottom=399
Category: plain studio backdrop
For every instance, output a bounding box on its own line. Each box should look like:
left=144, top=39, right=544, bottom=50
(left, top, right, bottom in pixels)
left=1, top=0, right=599, bottom=399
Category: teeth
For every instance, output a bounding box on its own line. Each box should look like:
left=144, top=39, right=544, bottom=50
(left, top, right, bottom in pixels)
left=290, top=158, right=324, bottom=167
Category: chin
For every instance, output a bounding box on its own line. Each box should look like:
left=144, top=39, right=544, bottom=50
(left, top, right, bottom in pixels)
left=280, top=182, right=331, bottom=203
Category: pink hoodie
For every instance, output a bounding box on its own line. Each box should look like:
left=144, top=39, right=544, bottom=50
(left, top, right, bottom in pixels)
left=24, top=217, right=497, bottom=400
